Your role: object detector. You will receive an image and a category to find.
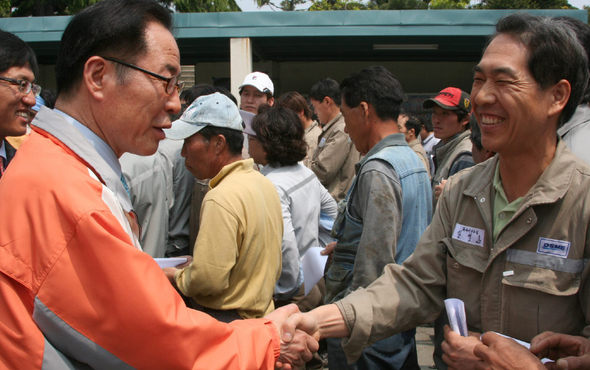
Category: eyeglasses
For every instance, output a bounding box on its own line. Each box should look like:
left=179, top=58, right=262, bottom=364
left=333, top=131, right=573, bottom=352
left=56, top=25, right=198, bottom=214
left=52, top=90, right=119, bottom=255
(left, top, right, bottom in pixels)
left=101, top=56, right=184, bottom=95
left=0, top=76, right=41, bottom=96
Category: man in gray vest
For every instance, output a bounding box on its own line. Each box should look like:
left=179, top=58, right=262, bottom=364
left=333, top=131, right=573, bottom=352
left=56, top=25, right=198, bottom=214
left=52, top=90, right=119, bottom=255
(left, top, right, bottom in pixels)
left=424, top=87, right=474, bottom=204
left=323, top=66, right=432, bottom=369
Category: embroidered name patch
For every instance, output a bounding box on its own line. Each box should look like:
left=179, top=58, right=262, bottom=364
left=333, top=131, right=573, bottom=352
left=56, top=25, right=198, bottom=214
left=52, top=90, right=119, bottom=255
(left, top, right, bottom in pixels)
left=452, top=223, right=485, bottom=247
left=537, top=237, right=570, bottom=259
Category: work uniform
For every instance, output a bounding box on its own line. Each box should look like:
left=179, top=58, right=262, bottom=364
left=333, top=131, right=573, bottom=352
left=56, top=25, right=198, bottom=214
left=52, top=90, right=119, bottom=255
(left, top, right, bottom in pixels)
left=335, top=142, right=590, bottom=363
left=310, top=113, right=360, bottom=202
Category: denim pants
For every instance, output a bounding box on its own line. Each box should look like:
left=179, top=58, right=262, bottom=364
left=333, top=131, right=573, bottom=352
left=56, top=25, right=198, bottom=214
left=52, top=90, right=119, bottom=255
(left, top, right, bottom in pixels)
left=326, top=329, right=419, bottom=370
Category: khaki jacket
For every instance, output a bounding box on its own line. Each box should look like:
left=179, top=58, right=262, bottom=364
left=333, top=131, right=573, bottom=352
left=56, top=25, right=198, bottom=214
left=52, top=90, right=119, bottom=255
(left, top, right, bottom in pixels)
left=310, top=113, right=360, bottom=202
left=408, top=138, right=431, bottom=178
left=336, top=141, right=590, bottom=362
left=304, top=120, right=322, bottom=168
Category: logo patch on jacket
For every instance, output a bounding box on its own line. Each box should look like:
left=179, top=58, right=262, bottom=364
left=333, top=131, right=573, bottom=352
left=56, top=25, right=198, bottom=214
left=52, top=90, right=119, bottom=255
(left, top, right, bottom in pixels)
left=452, top=223, right=484, bottom=247
left=537, top=237, right=570, bottom=258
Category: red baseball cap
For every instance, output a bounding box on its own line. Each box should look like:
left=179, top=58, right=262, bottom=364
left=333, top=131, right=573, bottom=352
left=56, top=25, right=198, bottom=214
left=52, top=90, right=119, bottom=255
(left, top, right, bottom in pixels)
left=423, top=87, right=471, bottom=114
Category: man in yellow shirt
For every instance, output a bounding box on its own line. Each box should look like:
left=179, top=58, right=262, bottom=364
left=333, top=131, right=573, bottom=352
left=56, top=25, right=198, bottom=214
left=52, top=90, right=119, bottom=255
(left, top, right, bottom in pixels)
left=164, top=92, right=283, bottom=321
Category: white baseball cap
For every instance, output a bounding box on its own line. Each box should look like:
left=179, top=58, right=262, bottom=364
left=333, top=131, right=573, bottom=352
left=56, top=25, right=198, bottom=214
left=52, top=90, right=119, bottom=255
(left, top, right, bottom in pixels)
left=239, top=72, right=274, bottom=96
left=165, top=92, right=243, bottom=140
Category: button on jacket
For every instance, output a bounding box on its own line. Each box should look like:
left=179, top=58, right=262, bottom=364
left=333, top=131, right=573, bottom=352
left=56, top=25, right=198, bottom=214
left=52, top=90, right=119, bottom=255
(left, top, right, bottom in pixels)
left=336, top=141, right=590, bottom=363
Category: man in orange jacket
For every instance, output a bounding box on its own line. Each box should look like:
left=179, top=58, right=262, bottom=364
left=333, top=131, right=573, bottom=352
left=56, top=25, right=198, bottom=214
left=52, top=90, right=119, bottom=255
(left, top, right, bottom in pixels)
left=0, top=1, right=317, bottom=368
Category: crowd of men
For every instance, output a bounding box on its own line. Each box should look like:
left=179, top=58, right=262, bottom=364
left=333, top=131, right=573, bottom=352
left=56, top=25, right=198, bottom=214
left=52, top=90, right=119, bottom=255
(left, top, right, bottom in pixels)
left=1, top=0, right=590, bottom=369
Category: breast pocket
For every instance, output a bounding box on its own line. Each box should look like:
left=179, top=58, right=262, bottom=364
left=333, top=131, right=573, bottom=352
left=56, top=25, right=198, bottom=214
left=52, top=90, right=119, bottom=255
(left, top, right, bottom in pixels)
left=324, top=262, right=353, bottom=304
left=500, top=249, right=584, bottom=341
left=443, top=238, right=488, bottom=328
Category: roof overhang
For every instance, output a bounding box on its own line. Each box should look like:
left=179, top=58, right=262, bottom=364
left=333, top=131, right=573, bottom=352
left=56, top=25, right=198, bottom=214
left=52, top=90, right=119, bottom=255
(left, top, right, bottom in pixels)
left=0, top=9, right=586, bottom=64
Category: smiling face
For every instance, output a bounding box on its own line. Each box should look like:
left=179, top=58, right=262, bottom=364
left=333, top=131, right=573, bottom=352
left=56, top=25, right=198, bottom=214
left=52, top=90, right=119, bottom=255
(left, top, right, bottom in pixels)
left=471, top=33, right=561, bottom=156
left=0, top=65, right=36, bottom=138
left=99, top=21, right=181, bottom=157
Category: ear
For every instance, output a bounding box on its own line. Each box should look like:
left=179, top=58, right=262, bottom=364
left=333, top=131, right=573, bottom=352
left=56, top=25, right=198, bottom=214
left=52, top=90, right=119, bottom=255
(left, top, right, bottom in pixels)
left=547, top=79, right=571, bottom=118
left=323, top=96, right=333, bottom=105
left=212, top=134, right=226, bottom=155
left=267, top=97, right=275, bottom=106
left=360, top=101, right=372, bottom=122
left=82, top=56, right=111, bottom=102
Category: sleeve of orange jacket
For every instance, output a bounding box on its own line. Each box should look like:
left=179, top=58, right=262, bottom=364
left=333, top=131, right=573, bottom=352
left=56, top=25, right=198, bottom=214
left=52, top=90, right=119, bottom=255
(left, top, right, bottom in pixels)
left=35, top=209, right=280, bottom=370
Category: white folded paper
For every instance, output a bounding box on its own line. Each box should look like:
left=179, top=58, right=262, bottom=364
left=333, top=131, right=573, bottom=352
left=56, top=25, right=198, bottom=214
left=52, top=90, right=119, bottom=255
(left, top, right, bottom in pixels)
left=154, top=257, right=188, bottom=268
left=301, top=247, right=329, bottom=296
left=445, top=298, right=468, bottom=337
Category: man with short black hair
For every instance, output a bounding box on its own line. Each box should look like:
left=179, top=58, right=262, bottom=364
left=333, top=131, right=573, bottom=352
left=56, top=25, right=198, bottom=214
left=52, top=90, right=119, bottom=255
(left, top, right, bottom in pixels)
left=0, top=1, right=316, bottom=368
left=399, top=115, right=431, bottom=176
left=0, top=29, right=39, bottom=178
left=282, top=13, right=590, bottom=369
left=309, top=78, right=360, bottom=202
left=163, top=92, right=283, bottom=322
left=323, top=66, right=432, bottom=369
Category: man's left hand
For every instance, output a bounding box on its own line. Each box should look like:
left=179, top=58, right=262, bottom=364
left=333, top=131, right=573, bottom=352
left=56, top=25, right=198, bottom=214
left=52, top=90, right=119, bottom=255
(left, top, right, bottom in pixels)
left=442, top=324, right=482, bottom=369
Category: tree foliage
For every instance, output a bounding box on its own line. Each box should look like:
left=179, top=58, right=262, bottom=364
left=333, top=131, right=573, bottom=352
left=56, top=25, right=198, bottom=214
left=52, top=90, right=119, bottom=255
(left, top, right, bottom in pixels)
left=369, top=0, right=428, bottom=10
left=162, top=0, right=240, bottom=12
left=3, top=0, right=240, bottom=17
left=308, top=0, right=367, bottom=10
left=9, top=0, right=101, bottom=16
left=0, top=0, right=9, bottom=17
left=471, top=0, right=571, bottom=9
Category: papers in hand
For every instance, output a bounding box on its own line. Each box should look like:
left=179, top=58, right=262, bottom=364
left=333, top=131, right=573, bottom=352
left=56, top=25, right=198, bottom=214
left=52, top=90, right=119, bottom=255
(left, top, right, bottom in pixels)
left=302, top=247, right=329, bottom=296
left=445, top=298, right=468, bottom=337
left=154, top=257, right=188, bottom=268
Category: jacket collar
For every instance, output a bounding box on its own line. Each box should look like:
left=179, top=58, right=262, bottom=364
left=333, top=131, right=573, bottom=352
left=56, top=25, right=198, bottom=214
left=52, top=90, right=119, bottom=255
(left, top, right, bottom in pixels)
left=463, top=140, right=579, bottom=207
left=433, top=130, right=470, bottom=158
left=31, top=106, right=133, bottom=212
left=356, top=133, right=407, bottom=170
left=210, top=158, right=255, bottom=188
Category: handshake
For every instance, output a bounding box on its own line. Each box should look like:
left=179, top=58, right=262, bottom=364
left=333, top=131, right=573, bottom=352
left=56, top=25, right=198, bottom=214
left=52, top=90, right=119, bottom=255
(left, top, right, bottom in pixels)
left=264, top=303, right=347, bottom=369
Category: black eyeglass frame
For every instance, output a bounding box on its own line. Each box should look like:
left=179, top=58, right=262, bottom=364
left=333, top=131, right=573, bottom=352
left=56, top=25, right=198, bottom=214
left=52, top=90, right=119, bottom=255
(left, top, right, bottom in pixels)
left=101, top=56, right=184, bottom=95
left=0, top=76, right=42, bottom=96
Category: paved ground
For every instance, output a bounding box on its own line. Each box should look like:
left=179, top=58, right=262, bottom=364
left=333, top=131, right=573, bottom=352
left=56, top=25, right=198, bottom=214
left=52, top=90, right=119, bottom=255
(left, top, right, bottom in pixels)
left=417, top=325, right=435, bottom=369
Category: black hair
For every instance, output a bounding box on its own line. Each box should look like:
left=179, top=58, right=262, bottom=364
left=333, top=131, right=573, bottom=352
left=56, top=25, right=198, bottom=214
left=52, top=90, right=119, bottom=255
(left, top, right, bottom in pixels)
left=456, top=110, right=470, bottom=124
left=278, top=91, right=312, bottom=120
left=0, top=29, right=39, bottom=77
left=554, top=16, right=590, bottom=104
left=405, top=115, right=423, bottom=138
left=309, top=78, right=341, bottom=106
left=55, top=0, right=172, bottom=96
left=180, top=84, right=217, bottom=105
left=340, top=66, right=404, bottom=121
left=40, top=88, right=57, bottom=109
left=251, top=106, right=307, bottom=167
left=489, top=13, right=588, bottom=126
left=199, top=126, right=243, bottom=156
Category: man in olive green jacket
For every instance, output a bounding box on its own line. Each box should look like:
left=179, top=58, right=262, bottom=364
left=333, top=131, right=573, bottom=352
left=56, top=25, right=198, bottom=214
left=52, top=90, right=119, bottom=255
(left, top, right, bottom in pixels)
left=281, top=13, right=590, bottom=370
left=309, top=78, right=361, bottom=202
